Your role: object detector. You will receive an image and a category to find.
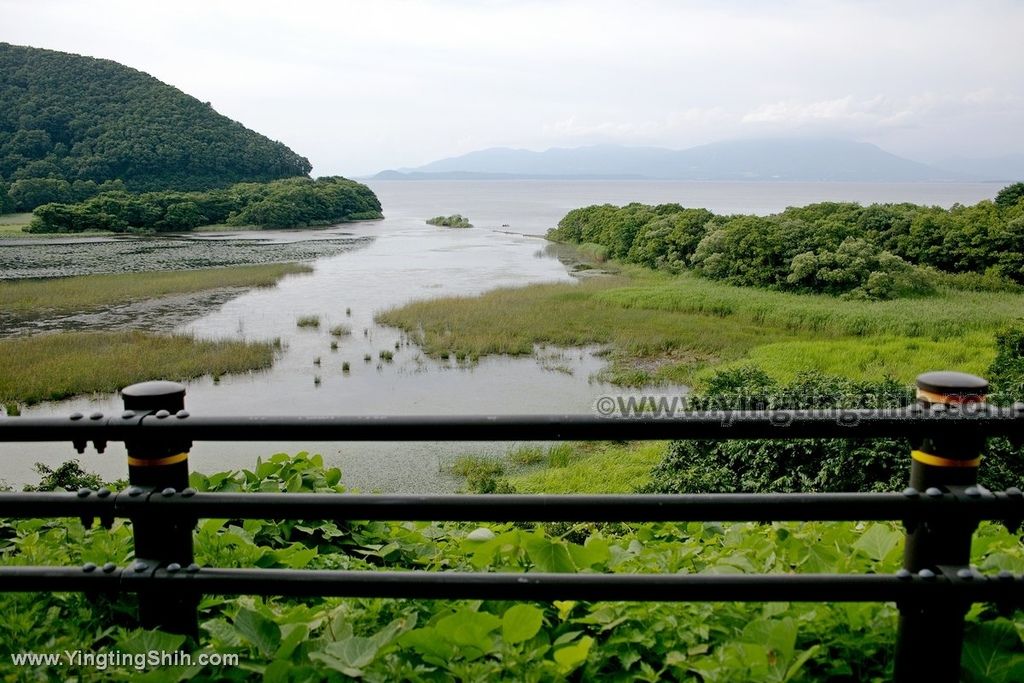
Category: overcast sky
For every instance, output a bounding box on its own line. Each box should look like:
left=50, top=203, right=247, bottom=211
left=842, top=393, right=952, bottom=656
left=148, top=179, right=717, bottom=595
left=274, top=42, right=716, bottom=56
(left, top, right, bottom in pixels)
left=2, top=0, right=1022, bottom=176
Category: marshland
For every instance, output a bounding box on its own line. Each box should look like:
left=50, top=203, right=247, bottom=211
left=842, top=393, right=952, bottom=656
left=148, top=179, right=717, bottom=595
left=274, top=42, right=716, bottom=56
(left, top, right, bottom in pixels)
left=2, top=179, right=1015, bottom=493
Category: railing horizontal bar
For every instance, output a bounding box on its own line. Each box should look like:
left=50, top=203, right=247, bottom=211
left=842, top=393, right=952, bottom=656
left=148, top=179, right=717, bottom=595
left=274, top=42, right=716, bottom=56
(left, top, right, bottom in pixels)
left=2, top=491, right=1021, bottom=522
left=121, top=491, right=1024, bottom=522
left=1, top=566, right=1021, bottom=603
left=0, top=566, right=123, bottom=592
left=1, top=409, right=1021, bottom=443
left=0, top=492, right=114, bottom=518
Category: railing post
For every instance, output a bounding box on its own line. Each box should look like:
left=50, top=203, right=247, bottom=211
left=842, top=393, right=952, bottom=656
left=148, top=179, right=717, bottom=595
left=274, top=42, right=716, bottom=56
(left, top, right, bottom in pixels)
left=121, top=381, right=197, bottom=636
left=894, top=371, right=989, bottom=682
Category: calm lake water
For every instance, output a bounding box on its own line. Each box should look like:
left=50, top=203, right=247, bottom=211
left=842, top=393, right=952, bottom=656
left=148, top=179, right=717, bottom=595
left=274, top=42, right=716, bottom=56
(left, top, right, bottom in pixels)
left=0, top=180, right=1003, bottom=490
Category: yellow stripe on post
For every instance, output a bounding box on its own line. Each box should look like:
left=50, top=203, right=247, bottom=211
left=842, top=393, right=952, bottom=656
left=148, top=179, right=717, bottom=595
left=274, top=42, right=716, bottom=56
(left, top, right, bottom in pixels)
left=910, top=450, right=981, bottom=468
left=915, top=388, right=982, bottom=405
left=126, top=452, right=189, bottom=467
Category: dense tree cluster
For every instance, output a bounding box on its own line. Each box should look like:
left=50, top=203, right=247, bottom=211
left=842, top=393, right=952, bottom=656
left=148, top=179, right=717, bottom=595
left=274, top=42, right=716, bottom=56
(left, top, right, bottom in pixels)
left=28, top=177, right=382, bottom=232
left=426, top=214, right=473, bottom=228
left=0, top=43, right=312, bottom=211
left=549, top=182, right=1024, bottom=299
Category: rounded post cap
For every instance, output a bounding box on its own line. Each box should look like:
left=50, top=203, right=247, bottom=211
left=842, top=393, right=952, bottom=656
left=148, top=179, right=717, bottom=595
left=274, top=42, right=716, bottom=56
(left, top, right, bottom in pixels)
left=916, top=371, right=988, bottom=395
left=121, top=381, right=186, bottom=412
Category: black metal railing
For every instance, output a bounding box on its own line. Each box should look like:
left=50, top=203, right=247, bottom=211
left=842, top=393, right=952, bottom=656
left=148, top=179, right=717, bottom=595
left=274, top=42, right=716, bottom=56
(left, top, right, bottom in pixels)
left=1, top=371, right=1022, bottom=682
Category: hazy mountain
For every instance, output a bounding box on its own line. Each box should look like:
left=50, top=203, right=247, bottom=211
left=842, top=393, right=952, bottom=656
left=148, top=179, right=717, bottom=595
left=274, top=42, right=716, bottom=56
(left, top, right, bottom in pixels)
left=934, top=154, right=1024, bottom=182
left=375, top=139, right=970, bottom=182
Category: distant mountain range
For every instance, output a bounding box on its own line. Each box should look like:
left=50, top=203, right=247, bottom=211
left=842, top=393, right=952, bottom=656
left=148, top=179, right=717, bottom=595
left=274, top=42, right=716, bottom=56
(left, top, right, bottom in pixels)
left=372, top=139, right=1022, bottom=182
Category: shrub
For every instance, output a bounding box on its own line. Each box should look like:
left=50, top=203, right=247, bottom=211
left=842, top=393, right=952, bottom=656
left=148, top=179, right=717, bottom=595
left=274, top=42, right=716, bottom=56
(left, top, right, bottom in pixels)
left=643, top=369, right=1024, bottom=495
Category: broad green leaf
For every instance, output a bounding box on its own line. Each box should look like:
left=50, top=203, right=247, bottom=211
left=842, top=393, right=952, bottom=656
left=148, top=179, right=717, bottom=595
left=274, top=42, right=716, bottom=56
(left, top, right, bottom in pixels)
left=524, top=534, right=577, bottom=573
left=502, top=604, right=543, bottom=644
left=568, top=536, right=610, bottom=569
left=399, top=627, right=455, bottom=661
left=435, top=609, right=501, bottom=652
left=324, top=467, right=342, bottom=486
left=741, top=618, right=797, bottom=665
left=315, top=636, right=380, bottom=673
left=275, top=623, right=309, bottom=659
left=801, top=542, right=840, bottom=572
left=554, top=635, right=594, bottom=674
left=785, top=645, right=821, bottom=682
left=962, top=619, right=1024, bottom=683
left=233, top=607, right=281, bottom=657
left=114, top=629, right=186, bottom=655
left=852, top=523, right=901, bottom=563
left=202, top=618, right=244, bottom=648
left=263, top=660, right=293, bottom=683
left=554, top=601, right=577, bottom=620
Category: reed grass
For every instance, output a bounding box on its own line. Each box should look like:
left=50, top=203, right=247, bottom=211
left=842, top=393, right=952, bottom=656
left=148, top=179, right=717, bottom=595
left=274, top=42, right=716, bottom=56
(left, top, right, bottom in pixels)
left=0, top=213, right=35, bottom=237
left=2, top=263, right=312, bottom=317
left=378, top=266, right=1024, bottom=385
left=0, top=331, right=276, bottom=405
left=296, top=315, right=321, bottom=328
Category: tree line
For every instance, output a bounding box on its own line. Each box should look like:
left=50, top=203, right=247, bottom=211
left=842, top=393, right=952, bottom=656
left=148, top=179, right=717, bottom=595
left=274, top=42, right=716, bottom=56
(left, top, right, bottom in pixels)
left=549, top=183, right=1024, bottom=299
left=28, top=177, right=382, bottom=232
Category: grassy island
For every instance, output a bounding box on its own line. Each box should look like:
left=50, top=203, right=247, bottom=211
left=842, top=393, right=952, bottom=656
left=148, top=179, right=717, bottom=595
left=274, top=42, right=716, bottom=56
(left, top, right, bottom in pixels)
left=426, top=214, right=473, bottom=228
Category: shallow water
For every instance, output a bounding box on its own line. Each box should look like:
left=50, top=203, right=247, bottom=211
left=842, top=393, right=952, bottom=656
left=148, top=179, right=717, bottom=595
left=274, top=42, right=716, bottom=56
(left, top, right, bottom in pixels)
left=0, top=231, right=371, bottom=279
left=0, top=180, right=1001, bottom=490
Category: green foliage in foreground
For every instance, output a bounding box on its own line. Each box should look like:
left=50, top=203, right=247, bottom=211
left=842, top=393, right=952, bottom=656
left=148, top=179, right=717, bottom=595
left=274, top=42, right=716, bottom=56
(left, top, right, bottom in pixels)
left=426, top=214, right=473, bottom=228
left=27, top=177, right=382, bottom=233
left=0, top=263, right=311, bottom=318
left=0, top=331, right=278, bottom=406
left=2, top=452, right=1023, bottom=681
left=549, top=188, right=1024, bottom=298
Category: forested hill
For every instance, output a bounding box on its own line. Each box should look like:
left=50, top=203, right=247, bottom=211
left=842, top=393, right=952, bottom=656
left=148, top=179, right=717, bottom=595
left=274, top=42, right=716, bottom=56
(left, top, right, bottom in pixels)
left=0, top=43, right=312, bottom=210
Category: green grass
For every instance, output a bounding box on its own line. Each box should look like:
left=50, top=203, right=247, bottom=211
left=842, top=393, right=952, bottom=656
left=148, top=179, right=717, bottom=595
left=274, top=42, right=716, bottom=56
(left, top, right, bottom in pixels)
left=701, top=333, right=996, bottom=384
left=1, top=263, right=312, bottom=318
left=296, top=314, right=321, bottom=328
left=446, top=443, right=667, bottom=494
left=329, top=323, right=351, bottom=337
left=0, top=213, right=32, bottom=235
left=505, top=442, right=667, bottom=493
left=0, top=330, right=277, bottom=405
left=378, top=265, right=1024, bottom=386
left=598, top=269, right=1024, bottom=338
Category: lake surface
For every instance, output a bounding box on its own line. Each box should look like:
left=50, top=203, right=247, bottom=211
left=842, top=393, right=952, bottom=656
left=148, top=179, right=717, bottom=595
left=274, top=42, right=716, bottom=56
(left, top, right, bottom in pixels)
left=0, top=180, right=1003, bottom=490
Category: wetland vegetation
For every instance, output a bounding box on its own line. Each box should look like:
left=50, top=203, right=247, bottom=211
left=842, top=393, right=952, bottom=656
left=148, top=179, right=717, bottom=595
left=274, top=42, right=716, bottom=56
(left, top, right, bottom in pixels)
left=0, top=330, right=278, bottom=407
left=0, top=263, right=311, bottom=318
left=0, top=263, right=311, bottom=408
left=426, top=214, right=473, bottom=228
